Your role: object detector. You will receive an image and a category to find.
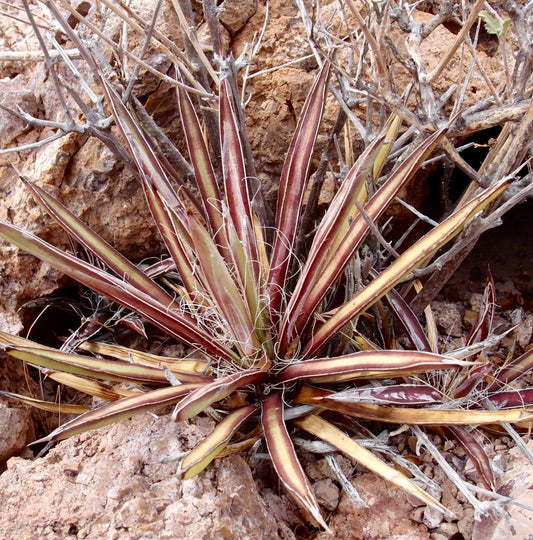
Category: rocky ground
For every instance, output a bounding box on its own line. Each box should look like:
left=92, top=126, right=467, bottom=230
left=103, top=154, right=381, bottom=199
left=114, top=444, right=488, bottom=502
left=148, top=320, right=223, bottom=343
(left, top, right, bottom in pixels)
left=1, top=0, right=533, bottom=538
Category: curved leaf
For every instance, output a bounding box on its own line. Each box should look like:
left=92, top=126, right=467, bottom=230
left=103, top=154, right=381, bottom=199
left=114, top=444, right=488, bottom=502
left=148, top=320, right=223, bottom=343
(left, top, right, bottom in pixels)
left=262, top=393, right=329, bottom=531
left=0, top=390, right=90, bottom=415
left=284, top=129, right=446, bottom=351
left=0, top=221, right=238, bottom=364
left=180, top=405, right=258, bottom=478
left=295, top=386, right=533, bottom=426
left=8, top=346, right=175, bottom=384
left=267, top=62, right=331, bottom=316
left=172, top=369, right=268, bottom=422
left=296, top=414, right=449, bottom=514
left=35, top=384, right=202, bottom=443
left=279, top=350, right=473, bottom=384
left=303, top=179, right=509, bottom=358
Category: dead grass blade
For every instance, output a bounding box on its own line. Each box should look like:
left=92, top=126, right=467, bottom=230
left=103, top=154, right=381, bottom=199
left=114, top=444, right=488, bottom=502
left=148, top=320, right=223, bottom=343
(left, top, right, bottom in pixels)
left=0, top=390, right=90, bottom=415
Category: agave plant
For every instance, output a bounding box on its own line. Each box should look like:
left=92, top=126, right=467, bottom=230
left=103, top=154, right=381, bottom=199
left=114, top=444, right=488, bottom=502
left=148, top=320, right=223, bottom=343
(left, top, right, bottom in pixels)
left=2, top=2, right=533, bottom=532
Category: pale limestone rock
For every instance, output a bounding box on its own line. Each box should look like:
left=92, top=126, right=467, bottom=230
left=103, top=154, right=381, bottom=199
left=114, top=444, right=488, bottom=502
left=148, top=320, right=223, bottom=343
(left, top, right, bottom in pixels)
left=0, top=413, right=294, bottom=539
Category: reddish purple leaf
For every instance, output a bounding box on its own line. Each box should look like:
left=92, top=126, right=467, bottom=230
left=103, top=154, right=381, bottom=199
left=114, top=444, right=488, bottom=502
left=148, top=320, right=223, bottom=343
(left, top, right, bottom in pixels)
left=267, top=62, right=331, bottom=318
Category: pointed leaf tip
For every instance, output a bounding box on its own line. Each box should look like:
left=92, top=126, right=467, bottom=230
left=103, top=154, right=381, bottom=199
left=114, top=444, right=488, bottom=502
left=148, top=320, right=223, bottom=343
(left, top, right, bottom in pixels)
left=262, top=393, right=330, bottom=531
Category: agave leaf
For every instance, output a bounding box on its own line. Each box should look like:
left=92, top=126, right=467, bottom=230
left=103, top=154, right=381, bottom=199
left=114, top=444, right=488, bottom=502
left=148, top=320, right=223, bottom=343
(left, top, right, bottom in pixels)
left=217, top=424, right=264, bottom=457
left=278, top=350, right=473, bottom=384
left=280, top=133, right=384, bottom=352
left=48, top=371, right=139, bottom=401
left=489, top=348, right=533, bottom=391
left=309, top=137, right=377, bottom=269
left=219, top=74, right=260, bottom=284
left=295, top=414, right=449, bottom=514
left=328, top=384, right=443, bottom=406
left=177, top=87, right=222, bottom=234
left=6, top=346, right=201, bottom=385
left=35, top=383, right=202, bottom=443
left=303, top=179, right=509, bottom=358
left=217, top=79, right=267, bottom=333
left=467, top=270, right=496, bottom=347
left=267, top=62, right=331, bottom=316
left=261, top=393, right=329, bottom=531
left=186, top=210, right=260, bottom=358
left=16, top=174, right=179, bottom=310
left=143, top=257, right=176, bottom=278
left=284, top=129, right=447, bottom=351
left=488, top=388, right=533, bottom=407
left=0, top=390, right=90, bottom=415
left=177, top=83, right=227, bottom=247
left=295, top=386, right=533, bottom=426
left=180, top=405, right=258, bottom=479
left=372, top=114, right=402, bottom=180
left=117, top=107, right=221, bottom=309
left=383, top=285, right=432, bottom=352
left=103, top=80, right=202, bottom=218
left=225, top=215, right=270, bottom=352
left=78, top=342, right=210, bottom=376
left=446, top=426, right=496, bottom=490
left=0, top=221, right=237, bottom=364
left=0, top=329, right=53, bottom=350
left=300, top=121, right=398, bottom=285
left=451, top=362, right=493, bottom=400
left=142, top=183, right=203, bottom=299
left=172, top=369, right=268, bottom=422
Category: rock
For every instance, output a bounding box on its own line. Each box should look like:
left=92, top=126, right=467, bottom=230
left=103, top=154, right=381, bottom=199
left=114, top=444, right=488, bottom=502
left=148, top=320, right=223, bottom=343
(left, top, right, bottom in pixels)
left=314, top=473, right=430, bottom=540
left=0, top=78, right=40, bottom=148
left=219, top=0, right=257, bottom=36
left=314, top=477, right=340, bottom=511
left=473, top=441, right=533, bottom=540
left=513, top=311, right=533, bottom=349
left=0, top=413, right=294, bottom=539
left=430, top=301, right=464, bottom=339
left=423, top=504, right=444, bottom=530
left=0, top=402, right=33, bottom=463
left=433, top=521, right=459, bottom=538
